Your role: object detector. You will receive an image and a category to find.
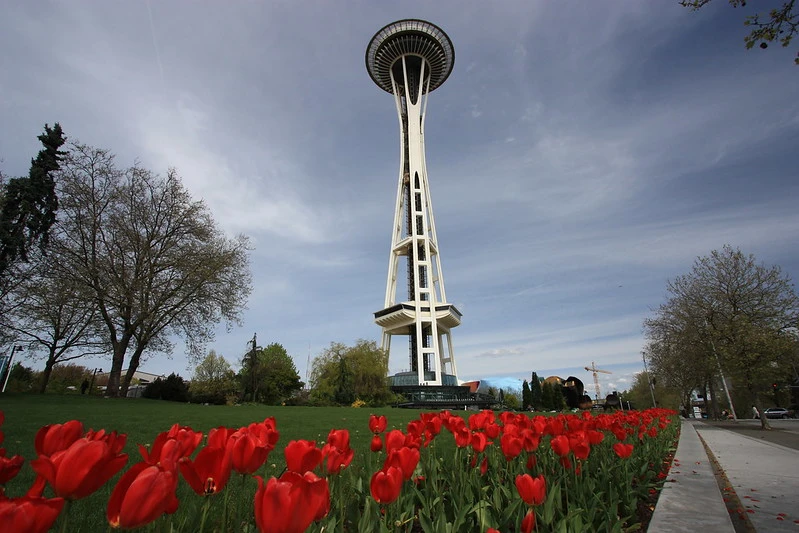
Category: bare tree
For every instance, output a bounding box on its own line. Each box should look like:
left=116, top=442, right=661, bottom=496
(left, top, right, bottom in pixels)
left=0, top=247, right=104, bottom=392
left=645, top=245, right=799, bottom=429
left=55, top=144, right=252, bottom=397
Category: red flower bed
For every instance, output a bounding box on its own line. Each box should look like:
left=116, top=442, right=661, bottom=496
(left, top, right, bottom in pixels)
left=0, top=407, right=677, bottom=532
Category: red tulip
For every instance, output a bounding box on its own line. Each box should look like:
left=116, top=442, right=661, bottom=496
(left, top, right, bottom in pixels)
left=0, top=453, right=24, bottom=485
left=468, top=410, right=495, bottom=431
left=322, top=430, right=354, bottom=475
left=547, top=417, right=565, bottom=436
left=569, top=434, right=590, bottom=461
left=25, top=475, right=46, bottom=498
left=454, top=425, right=471, bottom=448
left=471, top=432, right=489, bottom=453
left=422, top=413, right=442, bottom=436
left=107, top=462, right=179, bottom=529
left=253, top=471, right=329, bottom=533
left=283, top=440, right=323, bottom=473
left=403, top=430, right=423, bottom=450
left=550, top=435, right=570, bottom=457
left=587, top=430, right=605, bottom=445
left=485, top=422, right=501, bottom=440
left=515, top=474, right=546, bottom=506
left=250, top=418, right=280, bottom=451
left=503, top=423, right=520, bottom=437
left=85, top=429, right=127, bottom=456
left=521, top=429, right=541, bottom=452
left=322, top=445, right=354, bottom=475
left=326, top=429, right=350, bottom=451
left=208, top=426, right=235, bottom=449
left=139, top=424, right=202, bottom=469
left=383, top=446, right=420, bottom=481
left=480, top=456, right=488, bottom=476
left=406, top=420, right=425, bottom=438
left=31, top=437, right=128, bottom=500
left=34, top=420, right=83, bottom=457
left=178, top=443, right=232, bottom=496
left=370, top=435, right=383, bottom=453
left=521, top=509, right=536, bottom=533
left=370, top=466, right=403, bottom=504
left=231, top=430, right=270, bottom=475
left=384, top=429, right=406, bottom=452
left=369, top=414, right=387, bottom=434
left=613, top=443, right=634, bottom=459
left=0, top=495, right=64, bottom=533
left=500, top=433, right=523, bottom=461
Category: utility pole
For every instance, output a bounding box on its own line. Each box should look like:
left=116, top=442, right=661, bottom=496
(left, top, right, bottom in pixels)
left=641, top=352, right=657, bottom=408
left=1, top=344, right=24, bottom=393
left=249, top=333, right=257, bottom=402
left=708, top=332, right=737, bottom=421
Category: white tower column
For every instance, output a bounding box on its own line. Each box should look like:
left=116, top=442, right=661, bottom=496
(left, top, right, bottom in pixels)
left=367, top=20, right=461, bottom=387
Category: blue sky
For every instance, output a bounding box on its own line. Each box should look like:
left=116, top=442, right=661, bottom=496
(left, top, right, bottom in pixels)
left=2, top=2, right=797, bottom=397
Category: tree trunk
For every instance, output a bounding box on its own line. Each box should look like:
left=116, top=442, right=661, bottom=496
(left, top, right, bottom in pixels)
left=39, top=355, right=56, bottom=394
left=120, top=346, right=145, bottom=398
left=106, top=335, right=132, bottom=397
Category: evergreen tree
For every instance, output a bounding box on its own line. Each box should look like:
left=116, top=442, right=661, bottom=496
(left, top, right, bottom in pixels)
left=553, top=383, right=567, bottom=410
left=0, top=124, right=66, bottom=277
left=530, top=372, right=542, bottom=410
left=541, top=381, right=553, bottom=410
left=522, top=380, right=532, bottom=410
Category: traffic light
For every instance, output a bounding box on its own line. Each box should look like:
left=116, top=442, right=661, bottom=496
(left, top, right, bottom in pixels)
left=772, top=383, right=778, bottom=391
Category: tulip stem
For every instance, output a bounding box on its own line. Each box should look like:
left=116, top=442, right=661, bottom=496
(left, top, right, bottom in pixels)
left=59, top=501, right=71, bottom=533
left=198, top=498, right=211, bottom=533
left=237, top=473, right=247, bottom=528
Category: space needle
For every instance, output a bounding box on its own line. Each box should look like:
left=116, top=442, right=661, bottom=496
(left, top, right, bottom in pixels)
left=367, top=20, right=462, bottom=389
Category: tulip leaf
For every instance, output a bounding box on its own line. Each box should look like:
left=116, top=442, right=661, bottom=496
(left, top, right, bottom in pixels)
left=418, top=511, right=434, bottom=532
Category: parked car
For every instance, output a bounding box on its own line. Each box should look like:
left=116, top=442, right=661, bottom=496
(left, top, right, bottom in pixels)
left=763, top=407, right=795, bottom=419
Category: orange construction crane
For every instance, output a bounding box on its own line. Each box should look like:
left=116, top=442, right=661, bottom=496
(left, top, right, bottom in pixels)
left=584, top=361, right=612, bottom=401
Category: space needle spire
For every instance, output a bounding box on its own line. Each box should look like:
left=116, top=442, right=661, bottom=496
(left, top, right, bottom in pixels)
left=367, top=20, right=461, bottom=387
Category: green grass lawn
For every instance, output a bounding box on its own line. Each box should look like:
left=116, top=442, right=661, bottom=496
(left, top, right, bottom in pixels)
left=0, top=393, right=442, bottom=531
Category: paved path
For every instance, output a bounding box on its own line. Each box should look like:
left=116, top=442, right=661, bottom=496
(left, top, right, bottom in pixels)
left=695, top=421, right=799, bottom=532
left=649, top=419, right=799, bottom=532
left=649, top=419, right=734, bottom=532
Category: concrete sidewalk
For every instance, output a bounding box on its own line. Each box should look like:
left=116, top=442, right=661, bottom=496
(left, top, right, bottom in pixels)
left=695, top=422, right=799, bottom=531
left=649, top=419, right=799, bottom=532
left=649, top=419, right=734, bottom=532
